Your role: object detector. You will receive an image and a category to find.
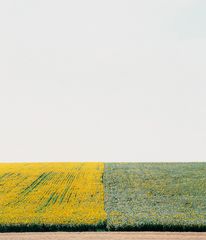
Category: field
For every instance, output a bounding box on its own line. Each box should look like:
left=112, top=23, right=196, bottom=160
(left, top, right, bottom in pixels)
left=0, top=162, right=206, bottom=232
left=0, top=163, right=106, bottom=231
left=104, top=163, right=206, bottom=231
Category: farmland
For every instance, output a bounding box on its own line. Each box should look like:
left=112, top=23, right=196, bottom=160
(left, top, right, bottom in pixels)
left=0, top=162, right=206, bottom=232
left=0, top=163, right=106, bottom=231
left=104, top=163, right=206, bottom=231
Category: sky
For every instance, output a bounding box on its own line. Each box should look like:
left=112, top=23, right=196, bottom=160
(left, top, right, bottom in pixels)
left=0, top=0, right=206, bottom=162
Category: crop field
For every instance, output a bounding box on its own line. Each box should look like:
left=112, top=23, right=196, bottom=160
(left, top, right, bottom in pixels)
left=0, top=162, right=206, bottom=232
left=0, top=163, right=106, bottom=231
left=104, top=163, right=206, bottom=231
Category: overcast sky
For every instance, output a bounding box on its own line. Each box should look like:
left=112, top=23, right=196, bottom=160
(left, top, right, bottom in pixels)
left=0, top=0, right=206, bottom=162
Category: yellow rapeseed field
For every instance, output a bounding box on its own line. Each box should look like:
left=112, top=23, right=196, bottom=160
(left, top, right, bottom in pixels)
left=0, top=162, right=106, bottom=226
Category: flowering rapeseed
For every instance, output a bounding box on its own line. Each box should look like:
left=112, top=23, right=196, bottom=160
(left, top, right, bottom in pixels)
left=0, top=162, right=106, bottom=226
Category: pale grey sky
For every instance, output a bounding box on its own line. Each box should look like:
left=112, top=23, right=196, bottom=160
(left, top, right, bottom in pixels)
left=0, top=0, right=206, bottom=162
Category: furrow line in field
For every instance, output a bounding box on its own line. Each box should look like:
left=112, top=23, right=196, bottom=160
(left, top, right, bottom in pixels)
left=21, top=172, right=54, bottom=196
left=59, top=173, right=75, bottom=204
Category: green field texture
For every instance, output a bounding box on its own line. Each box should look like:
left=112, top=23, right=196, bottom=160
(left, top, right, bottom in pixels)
left=104, top=163, right=206, bottom=231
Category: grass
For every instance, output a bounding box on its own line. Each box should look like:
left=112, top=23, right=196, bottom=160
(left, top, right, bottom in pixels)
left=0, top=221, right=106, bottom=232
left=104, top=163, right=206, bottom=231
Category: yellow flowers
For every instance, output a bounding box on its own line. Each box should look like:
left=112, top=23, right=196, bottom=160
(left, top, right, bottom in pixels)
left=0, top=163, right=106, bottom=226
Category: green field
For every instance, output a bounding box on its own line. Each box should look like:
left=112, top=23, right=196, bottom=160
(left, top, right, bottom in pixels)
left=104, top=163, right=206, bottom=231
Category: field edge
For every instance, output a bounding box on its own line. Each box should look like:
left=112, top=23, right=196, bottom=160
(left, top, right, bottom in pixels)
left=0, top=221, right=107, bottom=233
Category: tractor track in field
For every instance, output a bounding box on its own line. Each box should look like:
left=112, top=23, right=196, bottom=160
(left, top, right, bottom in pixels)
left=0, top=232, right=206, bottom=240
